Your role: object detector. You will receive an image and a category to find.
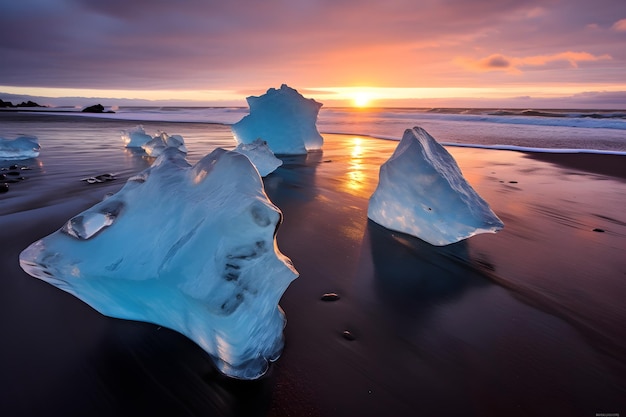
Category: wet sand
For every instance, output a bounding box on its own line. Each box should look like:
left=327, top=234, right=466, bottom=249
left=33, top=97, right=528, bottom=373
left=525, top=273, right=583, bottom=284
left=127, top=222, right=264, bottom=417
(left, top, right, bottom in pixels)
left=1, top=132, right=625, bottom=416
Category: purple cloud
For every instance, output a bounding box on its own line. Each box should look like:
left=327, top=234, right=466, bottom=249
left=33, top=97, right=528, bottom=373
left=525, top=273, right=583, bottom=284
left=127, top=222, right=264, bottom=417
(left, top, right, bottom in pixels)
left=0, top=0, right=624, bottom=92
left=485, top=55, right=512, bottom=69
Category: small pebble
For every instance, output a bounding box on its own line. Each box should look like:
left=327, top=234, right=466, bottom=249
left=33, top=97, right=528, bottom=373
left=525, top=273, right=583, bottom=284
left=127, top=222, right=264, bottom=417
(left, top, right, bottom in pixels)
left=321, top=292, right=340, bottom=301
left=509, top=180, right=518, bottom=184
left=592, top=228, right=605, bottom=233
left=84, top=173, right=116, bottom=184
left=0, top=183, right=8, bottom=193
left=96, top=173, right=115, bottom=181
left=342, top=330, right=356, bottom=341
left=6, top=171, right=21, bottom=177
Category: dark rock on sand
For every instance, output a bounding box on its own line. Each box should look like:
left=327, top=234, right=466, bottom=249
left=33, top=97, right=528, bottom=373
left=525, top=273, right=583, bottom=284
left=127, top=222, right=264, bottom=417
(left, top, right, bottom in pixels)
left=321, top=292, right=340, bottom=301
left=342, top=330, right=356, bottom=341
left=592, top=228, right=606, bottom=233
left=82, top=173, right=116, bottom=184
left=0, top=164, right=31, bottom=186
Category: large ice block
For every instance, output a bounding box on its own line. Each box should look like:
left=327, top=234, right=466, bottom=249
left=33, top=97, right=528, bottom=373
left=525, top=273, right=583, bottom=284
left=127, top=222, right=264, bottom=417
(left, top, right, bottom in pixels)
left=20, top=147, right=298, bottom=379
left=368, top=126, right=503, bottom=246
left=232, top=84, right=323, bottom=155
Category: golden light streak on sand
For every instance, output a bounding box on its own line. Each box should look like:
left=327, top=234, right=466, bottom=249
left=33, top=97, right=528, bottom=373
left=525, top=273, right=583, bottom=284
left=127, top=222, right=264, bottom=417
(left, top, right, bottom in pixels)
left=344, top=137, right=366, bottom=193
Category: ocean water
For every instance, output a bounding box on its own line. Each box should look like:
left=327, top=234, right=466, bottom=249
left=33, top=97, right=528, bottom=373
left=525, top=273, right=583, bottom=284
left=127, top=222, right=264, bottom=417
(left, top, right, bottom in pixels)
left=12, top=106, right=626, bottom=153
left=2, top=106, right=624, bottom=216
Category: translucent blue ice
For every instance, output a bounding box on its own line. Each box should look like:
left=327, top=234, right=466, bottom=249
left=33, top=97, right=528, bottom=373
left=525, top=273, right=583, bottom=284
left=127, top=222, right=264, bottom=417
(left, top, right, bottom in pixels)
left=368, top=126, right=504, bottom=246
left=0, top=135, right=40, bottom=160
left=121, top=125, right=152, bottom=148
left=232, top=84, right=323, bottom=155
left=122, top=126, right=187, bottom=157
left=20, top=147, right=298, bottom=379
left=142, top=132, right=188, bottom=157
left=233, top=138, right=283, bottom=177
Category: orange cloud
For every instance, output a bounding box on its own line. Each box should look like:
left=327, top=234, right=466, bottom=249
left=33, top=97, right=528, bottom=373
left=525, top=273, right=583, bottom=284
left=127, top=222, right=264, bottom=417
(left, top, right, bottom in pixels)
left=458, top=51, right=612, bottom=73
left=521, top=51, right=612, bottom=67
left=612, top=18, right=626, bottom=31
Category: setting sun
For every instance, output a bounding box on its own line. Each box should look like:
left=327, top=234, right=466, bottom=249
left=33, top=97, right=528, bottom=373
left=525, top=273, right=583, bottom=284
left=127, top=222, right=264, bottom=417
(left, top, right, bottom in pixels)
left=352, top=91, right=372, bottom=107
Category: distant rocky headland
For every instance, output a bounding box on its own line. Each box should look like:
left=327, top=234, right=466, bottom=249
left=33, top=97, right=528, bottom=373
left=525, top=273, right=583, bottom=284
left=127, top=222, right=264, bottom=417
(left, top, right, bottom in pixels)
left=0, top=99, right=47, bottom=108
left=0, top=99, right=114, bottom=113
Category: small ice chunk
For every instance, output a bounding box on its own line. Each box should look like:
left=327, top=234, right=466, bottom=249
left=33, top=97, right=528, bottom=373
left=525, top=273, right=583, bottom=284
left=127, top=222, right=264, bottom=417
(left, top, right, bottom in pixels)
left=142, top=132, right=188, bottom=157
left=141, top=136, right=167, bottom=156
left=0, top=135, right=40, bottom=160
left=123, top=126, right=188, bottom=157
left=122, top=125, right=152, bottom=148
left=232, top=84, right=323, bottom=155
left=368, top=126, right=504, bottom=246
left=19, top=147, right=298, bottom=379
left=164, top=134, right=187, bottom=153
left=233, top=139, right=283, bottom=176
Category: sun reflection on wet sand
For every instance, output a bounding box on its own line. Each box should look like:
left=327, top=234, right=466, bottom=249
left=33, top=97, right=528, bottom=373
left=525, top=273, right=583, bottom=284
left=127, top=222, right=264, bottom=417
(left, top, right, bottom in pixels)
left=319, top=134, right=394, bottom=199
left=345, top=137, right=366, bottom=193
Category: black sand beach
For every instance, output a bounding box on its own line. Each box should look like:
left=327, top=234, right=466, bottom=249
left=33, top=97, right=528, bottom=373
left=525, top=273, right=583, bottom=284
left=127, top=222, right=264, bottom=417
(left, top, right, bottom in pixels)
left=1, top=118, right=625, bottom=416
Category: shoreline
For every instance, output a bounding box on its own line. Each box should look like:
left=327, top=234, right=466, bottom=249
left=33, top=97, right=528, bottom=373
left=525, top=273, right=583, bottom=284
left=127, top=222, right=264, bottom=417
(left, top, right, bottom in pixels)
left=4, top=110, right=626, bottom=157
left=1, top=129, right=625, bottom=416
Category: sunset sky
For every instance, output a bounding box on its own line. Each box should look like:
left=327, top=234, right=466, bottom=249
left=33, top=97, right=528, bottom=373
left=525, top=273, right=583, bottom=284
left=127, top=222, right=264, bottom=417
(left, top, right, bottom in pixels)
left=1, top=0, right=625, bottom=107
